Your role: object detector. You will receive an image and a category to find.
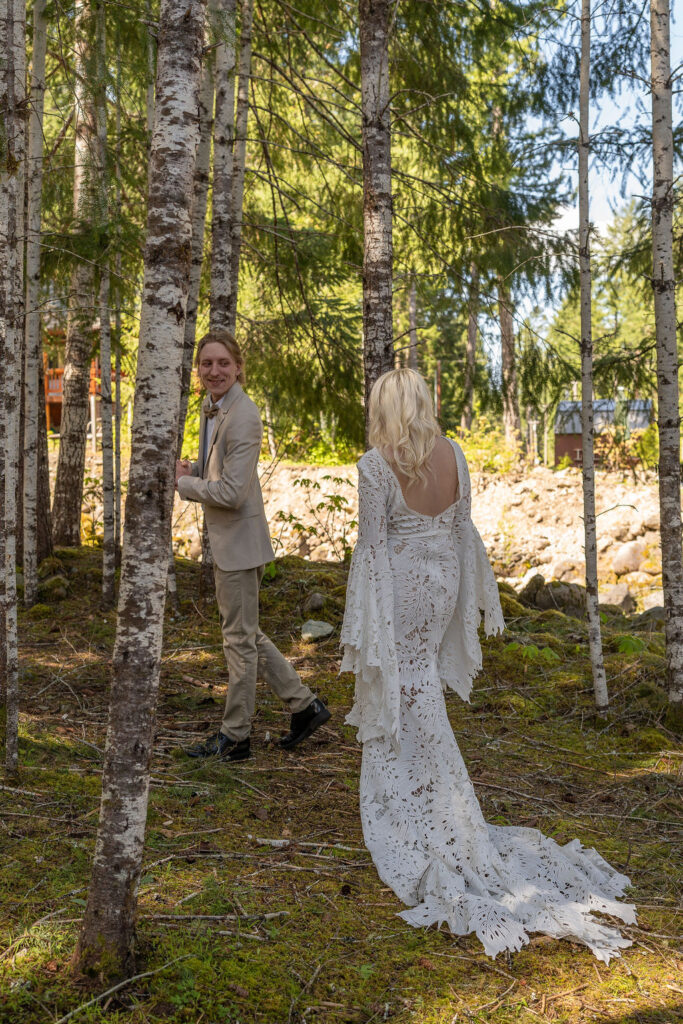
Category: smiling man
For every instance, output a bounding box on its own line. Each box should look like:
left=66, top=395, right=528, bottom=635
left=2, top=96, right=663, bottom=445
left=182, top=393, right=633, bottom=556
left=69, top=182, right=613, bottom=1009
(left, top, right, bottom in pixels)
left=175, top=329, right=330, bottom=761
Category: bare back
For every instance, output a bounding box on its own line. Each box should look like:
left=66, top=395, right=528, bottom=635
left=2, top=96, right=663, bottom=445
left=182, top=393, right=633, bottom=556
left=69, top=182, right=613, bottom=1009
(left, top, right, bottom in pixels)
left=388, top=436, right=460, bottom=517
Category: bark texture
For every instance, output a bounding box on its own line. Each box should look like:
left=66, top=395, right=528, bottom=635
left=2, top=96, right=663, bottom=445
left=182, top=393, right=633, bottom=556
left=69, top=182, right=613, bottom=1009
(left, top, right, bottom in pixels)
left=22, top=0, right=47, bottom=607
left=578, top=0, right=608, bottom=714
left=52, top=2, right=99, bottom=546
left=359, top=0, right=394, bottom=440
left=1, top=0, right=26, bottom=772
left=498, top=279, right=521, bottom=447
left=73, top=0, right=205, bottom=973
left=460, top=264, right=479, bottom=433
left=226, top=0, right=253, bottom=333
left=209, top=0, right=236, bottom=331
left=408, top=275, right=418, bottom=370
left=650, top=0, right=683, bottom=726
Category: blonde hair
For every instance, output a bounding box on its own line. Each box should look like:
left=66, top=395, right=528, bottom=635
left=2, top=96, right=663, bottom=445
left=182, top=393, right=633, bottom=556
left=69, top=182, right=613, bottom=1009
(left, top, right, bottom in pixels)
left=195, top=329, right=245, bottom=385
left=368, top=368, right=440, bottom=482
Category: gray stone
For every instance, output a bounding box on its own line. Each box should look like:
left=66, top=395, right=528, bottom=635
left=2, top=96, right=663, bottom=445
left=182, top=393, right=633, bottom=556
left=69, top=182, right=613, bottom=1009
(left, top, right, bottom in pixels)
left=535, top=580, right=586, bottom=615
left=610, top=541, right=646, bottom=577
left=301, top=619, right=334, bottom=641
left=518, top=574, right=546, bottom=607
left=37, top=574, right=69, bottom=601
left=600, top=583, right=636, bottom=614
left=642, top=589, right=664, bottom=610
left=631, top=606, right=666, bottom=631
left=304, top=591, right=326, bottom=613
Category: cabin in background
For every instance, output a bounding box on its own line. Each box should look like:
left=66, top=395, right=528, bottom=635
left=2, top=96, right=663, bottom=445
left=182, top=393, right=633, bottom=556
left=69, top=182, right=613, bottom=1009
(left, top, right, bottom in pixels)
left=554, top=399, right=653, bottom=467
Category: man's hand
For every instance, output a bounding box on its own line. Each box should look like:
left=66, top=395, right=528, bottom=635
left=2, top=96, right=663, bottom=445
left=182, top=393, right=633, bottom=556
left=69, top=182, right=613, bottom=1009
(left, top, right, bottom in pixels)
left=175, top=459, right=192, bottom=489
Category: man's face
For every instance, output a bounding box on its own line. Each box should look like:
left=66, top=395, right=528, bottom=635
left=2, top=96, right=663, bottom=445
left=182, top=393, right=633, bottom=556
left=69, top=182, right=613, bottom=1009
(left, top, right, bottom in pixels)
left=198, top=342, right=239, bottom=401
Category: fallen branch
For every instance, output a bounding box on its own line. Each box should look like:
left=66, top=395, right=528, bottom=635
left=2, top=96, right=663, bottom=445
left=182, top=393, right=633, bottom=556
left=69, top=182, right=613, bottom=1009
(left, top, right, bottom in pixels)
left=54, top=954, right=190, bottom=1024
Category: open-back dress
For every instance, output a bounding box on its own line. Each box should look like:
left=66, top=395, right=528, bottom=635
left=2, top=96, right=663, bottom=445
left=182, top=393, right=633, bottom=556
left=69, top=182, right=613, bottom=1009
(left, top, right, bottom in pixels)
left=340, top=439, right=635, bottom=962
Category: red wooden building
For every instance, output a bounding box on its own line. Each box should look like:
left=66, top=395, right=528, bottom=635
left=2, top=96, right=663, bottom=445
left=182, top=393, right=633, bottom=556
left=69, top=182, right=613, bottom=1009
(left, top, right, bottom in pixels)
left=554, top=399, right=653, bottom=467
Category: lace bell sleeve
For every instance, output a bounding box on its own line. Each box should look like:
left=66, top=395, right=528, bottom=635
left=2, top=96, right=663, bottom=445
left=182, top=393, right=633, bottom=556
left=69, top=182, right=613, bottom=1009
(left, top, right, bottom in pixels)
left=340, top=455, right=401, bottom=749
left=437, top=441, right=504, bottom=702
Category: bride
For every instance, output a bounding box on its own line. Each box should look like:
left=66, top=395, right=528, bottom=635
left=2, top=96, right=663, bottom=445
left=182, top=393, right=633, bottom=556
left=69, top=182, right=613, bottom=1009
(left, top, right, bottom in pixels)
left=340, top=368, right=635, bottom=962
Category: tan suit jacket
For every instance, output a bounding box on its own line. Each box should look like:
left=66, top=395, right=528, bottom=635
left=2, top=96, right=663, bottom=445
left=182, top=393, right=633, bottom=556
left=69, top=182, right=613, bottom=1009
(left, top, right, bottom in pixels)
left=178, top=382, right=275, bottom=572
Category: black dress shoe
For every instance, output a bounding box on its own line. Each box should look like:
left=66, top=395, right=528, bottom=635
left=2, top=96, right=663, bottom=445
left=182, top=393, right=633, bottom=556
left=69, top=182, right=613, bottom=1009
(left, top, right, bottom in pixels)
left=186, top=732, right=250, bottom=761
left=279, top=698, right=331, bottom=750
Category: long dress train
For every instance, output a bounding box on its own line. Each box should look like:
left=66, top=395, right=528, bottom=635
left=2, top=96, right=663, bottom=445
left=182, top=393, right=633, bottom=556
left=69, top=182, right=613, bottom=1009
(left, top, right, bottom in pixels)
left=341, top=440, right=635, bottom=962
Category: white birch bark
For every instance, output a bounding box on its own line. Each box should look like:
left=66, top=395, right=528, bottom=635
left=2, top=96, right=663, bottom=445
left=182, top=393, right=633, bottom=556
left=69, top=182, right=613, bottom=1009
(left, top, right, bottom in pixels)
left=408, top=274, right=418, bottom=370
left=113, top=36, right=123, bottom=562
left=226, top=0, right=253, bottom=334
left=209, top=0, right=236, bottom=331
left=1, top=0, right=26, bottom=772
left=22, top=0, right=47, bottom=608
left=359, top=0, right=394, bottom=440
left=169, top=48, right=214, bottom=609
left=73, top=0, right=205, bottom=972
left=578, top=0, right=608, bottom=714
left=52, top=2, right=99, bottom=546
left=460, top=264, right=479, bottom=433
left=650, top=0, right=683, bottom=725
left=95, top=0, right=115, bottom=607
left=498, top=279, right=521, bottom=447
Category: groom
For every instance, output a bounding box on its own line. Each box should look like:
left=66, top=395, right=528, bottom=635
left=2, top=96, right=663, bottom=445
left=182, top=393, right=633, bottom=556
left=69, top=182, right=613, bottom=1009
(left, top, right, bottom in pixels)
left=175, top=328, right=330, bottom=761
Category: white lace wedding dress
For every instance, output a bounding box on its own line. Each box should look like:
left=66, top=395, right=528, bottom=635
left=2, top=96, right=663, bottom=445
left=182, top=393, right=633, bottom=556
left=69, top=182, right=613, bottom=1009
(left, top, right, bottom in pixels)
left=341, top=440, right=635, bottom=962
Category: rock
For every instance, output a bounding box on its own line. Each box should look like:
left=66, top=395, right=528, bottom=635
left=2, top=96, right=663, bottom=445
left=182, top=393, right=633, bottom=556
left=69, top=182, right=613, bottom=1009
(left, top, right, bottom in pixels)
left=620, top=570, right=657, bottom=590
left=641, top=589, right=664, bottom=610
left=600, top=583, right=636, bottom=614
left=499, top=592, right=526, bottom=618
left=639, top=554, right=662, bottom=576
left=37, top=574, right=69, bottom=601
left=38, top=555, right=65, bottom=579
left=189, top=536, right=202, bottom=560
left=552, top=559, right=583, bottom=582
left=518, top=574, right=546, bottom=607
left=304, top=592, right=326, bottom=613
left=631, top=606, right=666, bottom=631
left=642, top=509, right=660, bottom=531
left=301, top=619, right=334, bottom=641
left=610, top=541, right=646, bottom=576
left=536, top=581, right=586, bottom=615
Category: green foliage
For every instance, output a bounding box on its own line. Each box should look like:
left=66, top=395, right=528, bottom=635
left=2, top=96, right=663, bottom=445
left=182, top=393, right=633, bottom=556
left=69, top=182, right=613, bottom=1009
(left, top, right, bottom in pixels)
left=448, top=418, right=521, bottom=474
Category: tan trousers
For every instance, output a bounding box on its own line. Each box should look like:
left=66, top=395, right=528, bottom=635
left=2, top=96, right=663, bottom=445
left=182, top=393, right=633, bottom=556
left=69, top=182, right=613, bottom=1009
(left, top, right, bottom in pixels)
left=214, top=564, right=314, bottom=741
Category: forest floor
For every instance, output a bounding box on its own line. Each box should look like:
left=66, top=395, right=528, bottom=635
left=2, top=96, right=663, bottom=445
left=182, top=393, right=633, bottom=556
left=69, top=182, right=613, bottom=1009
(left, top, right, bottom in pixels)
left=1, top=548, right=682, bottom=1024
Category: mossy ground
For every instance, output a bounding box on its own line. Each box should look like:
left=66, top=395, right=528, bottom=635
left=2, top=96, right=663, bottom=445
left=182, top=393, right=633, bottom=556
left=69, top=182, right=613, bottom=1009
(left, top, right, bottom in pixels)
left=1, top=546, right=681, bottom=1023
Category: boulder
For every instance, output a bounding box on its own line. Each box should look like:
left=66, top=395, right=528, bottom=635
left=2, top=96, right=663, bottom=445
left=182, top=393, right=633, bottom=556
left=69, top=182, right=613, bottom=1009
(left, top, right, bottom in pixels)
left=639, top=553, right=662, bottom=576
left=600, top=583, right=636, bottom=614
left=189, top=536, right=202, bottom=560
left=642, top=589, right=664, bottom=610
left=631, top=605, right=666, bottom=631
left=610, top=541, right=646, bottom=576
left=37, top=574, right=69, bottom=602
left=301, top=619, right=334, bottom=641
left=536, top=580, right=586, bottom=615
left=518, top=574, right=546, bottom=607
left=642, top=509, right=660, bottom=532
left=552, top=559, right=583, bottom=582
left=620, top=570, right=657, bottom=590
left=304, top=591, right=326, bottom=613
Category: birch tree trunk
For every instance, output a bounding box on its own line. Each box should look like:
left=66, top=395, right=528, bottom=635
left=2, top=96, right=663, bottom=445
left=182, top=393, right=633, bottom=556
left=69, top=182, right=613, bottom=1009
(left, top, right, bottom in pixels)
left=209, top=0, right=236, bottom=331
left=408, top=274, right=418, bottom=370
left=96, top=0, right=115, bottom=607
left=168, top=48, right=214, bottom=609
left=460, top=263, right=479, bottom=433
left=52, top=3, right=99, bottom=547
left=73, top=0, right=205, bottom=975
left=650, top=0, right=683, bottom=727
left=36, top=357, right=52, bottom=562
left=22, top=0, right=47, bottom=608
left=359, top=0, right=394, bottom=441
left=226, top=0, right=253, bottom=334
left=578, top=0, right=608, bottom=715
left=1, top=0, right=27, bottom=773
left=498, top=278, right=521, bottom=447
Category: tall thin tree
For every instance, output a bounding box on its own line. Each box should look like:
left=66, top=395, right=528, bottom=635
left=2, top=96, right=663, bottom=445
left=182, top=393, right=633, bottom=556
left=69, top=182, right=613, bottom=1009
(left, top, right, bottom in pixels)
left=578, top=0, right=608, bottom=715
left=22, top=0, right=47, bottom=608
left=359, top=0, right=394, bottom=438
left=73, top=0, right=205, bottom=974
left=650, top=0, right=683, bottom=726
left=1, top=0, right=26, bottom=772
left=209, top=0, right=236, bottom=331
left=226, top=0, right=253, bottom=333
left=461, top=264, right=479, bottom=433
left=52, top=3, right=100, bottom=546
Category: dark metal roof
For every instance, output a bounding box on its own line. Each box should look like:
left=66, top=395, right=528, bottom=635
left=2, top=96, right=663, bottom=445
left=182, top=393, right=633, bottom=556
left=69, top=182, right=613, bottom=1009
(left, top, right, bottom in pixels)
left=555, top=399, right=653, bottom=435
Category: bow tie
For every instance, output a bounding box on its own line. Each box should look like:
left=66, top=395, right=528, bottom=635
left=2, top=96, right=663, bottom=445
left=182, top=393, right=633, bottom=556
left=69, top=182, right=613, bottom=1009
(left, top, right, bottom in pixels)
left=204, top=401, right=222, bottom=419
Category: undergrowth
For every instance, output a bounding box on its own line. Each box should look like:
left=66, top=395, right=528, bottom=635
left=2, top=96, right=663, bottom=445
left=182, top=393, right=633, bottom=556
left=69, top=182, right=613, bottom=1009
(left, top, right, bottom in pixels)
left=1, top=547, right=681, bottom=1023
